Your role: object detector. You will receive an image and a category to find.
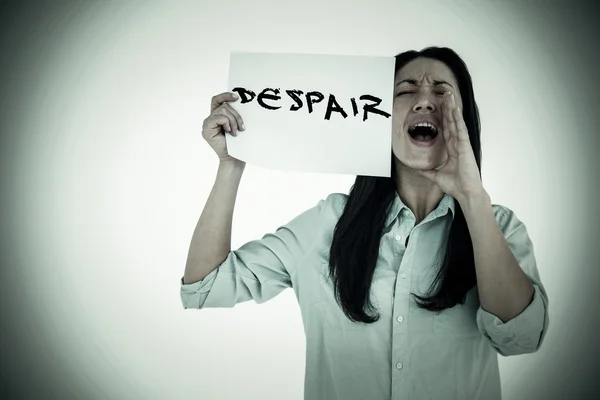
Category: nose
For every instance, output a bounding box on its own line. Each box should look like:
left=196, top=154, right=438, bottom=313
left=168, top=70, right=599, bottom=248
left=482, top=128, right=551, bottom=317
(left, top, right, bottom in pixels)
left=412, top=96, right=436, bottom=113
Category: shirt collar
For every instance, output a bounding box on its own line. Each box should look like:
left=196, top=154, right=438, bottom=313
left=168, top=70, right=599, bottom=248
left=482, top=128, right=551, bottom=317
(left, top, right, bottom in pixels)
left=384, top=191, right=456, bottom=228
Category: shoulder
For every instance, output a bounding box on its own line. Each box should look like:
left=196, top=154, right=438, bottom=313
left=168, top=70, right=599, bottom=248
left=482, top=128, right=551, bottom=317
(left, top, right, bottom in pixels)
left=491, top=203, right=527, bottom=238
left=282, top=192, right=347, bottom=232
left=315, top=192, right=348, bottom=221
left=275, top=193, right=347, bottom=249
left=321, top=192, right=348, bottom=210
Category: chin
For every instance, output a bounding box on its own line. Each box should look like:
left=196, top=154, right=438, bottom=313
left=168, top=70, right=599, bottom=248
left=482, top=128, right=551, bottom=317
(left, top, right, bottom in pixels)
left=394, top=149, right=448, bottom=172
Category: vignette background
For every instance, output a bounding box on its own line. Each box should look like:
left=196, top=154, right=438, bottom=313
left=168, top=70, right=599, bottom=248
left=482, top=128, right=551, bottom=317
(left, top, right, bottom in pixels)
left=1, top=1, right=598, bottom=399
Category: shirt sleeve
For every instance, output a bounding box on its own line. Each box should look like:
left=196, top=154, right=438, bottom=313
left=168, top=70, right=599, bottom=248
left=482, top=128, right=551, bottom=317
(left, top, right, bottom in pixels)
left=180, top=195, right=331, bottom=310
left=475, top=206, right=549, bottom=357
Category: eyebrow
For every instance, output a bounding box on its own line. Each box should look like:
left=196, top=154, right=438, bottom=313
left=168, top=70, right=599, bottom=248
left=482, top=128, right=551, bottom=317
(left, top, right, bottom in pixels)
left=395, top=79, right=454, bottom=88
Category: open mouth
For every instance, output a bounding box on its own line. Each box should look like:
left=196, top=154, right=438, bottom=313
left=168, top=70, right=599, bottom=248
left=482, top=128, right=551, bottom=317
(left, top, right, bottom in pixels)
left=408, top=122, right=439, bottom=143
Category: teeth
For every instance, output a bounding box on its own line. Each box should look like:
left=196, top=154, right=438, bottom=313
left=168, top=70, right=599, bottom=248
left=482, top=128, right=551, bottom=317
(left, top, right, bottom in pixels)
left=411, top=122, right=437, bottom=133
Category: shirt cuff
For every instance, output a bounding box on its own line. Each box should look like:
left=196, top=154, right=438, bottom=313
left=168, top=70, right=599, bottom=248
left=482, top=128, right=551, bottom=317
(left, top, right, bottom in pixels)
left=180, top=267, right=220, bottom=308
left=476, top=284, right=547, bottom=355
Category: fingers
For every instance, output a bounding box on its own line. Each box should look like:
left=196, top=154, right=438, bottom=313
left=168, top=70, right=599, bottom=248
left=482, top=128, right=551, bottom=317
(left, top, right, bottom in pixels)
left=211, top=92, right=239, bottom=113
left=452, top=106, right=469, bottom=142
left=445, top=91, right=469, bottom=143
left=441, top=96, right=451, bottom=142
left=216, top=103, right=244, bottom=135
left=205, top=93, right=245, bottom=136
left=204, top=108, right=241, bottom=136
left=442, top=91, right=457, bottom=157
left=202, top=114, right=231, bottom=139
left=222, top=103, right=245, bottom=132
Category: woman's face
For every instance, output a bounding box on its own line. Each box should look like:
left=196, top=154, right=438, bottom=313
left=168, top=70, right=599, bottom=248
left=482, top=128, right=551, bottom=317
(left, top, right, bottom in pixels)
left=392, top=57, right=464, bottom=171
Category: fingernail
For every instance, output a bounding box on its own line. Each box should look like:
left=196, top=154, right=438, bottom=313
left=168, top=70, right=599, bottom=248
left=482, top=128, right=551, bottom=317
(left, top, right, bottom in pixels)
left=232, top=93, right=238, bottom=99
left=241, top=123, right=246, bottom=130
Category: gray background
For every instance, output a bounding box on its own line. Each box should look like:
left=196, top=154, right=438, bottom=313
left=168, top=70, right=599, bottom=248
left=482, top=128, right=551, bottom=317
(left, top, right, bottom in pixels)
left=1, top=1, right=598, bottom=399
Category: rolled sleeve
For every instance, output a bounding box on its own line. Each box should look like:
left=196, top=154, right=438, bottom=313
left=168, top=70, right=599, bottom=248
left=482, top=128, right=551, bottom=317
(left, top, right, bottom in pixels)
left=180, top=267, right=219, bottom=309
left=477, top=283, right=548, bottom=356
left=180, top=195, right=331, bottom=310
left=476, top=206, right=550, bottom=356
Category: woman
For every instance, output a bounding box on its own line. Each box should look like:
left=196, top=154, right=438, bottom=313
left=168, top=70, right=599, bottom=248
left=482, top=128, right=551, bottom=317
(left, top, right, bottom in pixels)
left=181, top=47, right=549, bottom=400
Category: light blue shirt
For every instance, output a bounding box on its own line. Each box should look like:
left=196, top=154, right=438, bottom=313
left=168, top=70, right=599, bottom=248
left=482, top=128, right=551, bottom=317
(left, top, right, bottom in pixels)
left=180, top=192, right=549, bottom=400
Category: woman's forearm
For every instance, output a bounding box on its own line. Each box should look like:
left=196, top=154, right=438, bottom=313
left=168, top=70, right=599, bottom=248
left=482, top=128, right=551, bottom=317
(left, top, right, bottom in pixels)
left=183, top=160, right=246, bottom=284
left=460, top=191, right=535, bottom=322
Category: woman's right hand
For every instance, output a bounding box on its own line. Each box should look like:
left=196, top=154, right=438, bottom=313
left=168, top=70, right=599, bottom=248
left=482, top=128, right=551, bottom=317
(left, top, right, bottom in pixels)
left=202, top=92, right=246, bottom=164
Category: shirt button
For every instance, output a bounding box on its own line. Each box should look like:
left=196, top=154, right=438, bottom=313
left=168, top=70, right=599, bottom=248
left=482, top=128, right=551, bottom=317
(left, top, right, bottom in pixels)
left=397, top=316, right=404, bottom=322
left=401, top=273, right=407, bottom=279
left=396, top=362, right=403, bottom=369
left=395, top=234, right=402, bottom=242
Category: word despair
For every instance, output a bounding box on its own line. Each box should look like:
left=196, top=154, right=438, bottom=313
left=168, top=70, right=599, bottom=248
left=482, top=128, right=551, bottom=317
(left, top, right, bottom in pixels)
left=231, top=87, right=391, bottom=122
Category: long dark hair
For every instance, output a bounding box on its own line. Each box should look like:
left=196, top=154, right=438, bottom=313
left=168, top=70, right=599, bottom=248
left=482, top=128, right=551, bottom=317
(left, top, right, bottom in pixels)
left=327, top=47, right=482, bottom=323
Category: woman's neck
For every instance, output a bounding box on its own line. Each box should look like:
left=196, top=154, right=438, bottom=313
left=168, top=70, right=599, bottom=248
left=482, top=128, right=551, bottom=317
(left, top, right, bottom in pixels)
left=393, top=161, right=445, bottom=224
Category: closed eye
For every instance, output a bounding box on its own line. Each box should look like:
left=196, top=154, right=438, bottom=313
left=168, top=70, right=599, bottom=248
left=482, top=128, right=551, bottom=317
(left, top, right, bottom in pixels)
left=395, top=91, right=447, bottom=97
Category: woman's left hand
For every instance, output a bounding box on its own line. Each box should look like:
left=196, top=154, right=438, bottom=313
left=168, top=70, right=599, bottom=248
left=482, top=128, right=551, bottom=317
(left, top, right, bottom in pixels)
left=415, top=91, right=485, bottom=203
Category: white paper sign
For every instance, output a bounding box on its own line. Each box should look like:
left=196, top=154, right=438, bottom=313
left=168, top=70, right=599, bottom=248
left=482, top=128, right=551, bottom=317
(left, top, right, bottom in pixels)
left=226, top=52, right=395, bottom=177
